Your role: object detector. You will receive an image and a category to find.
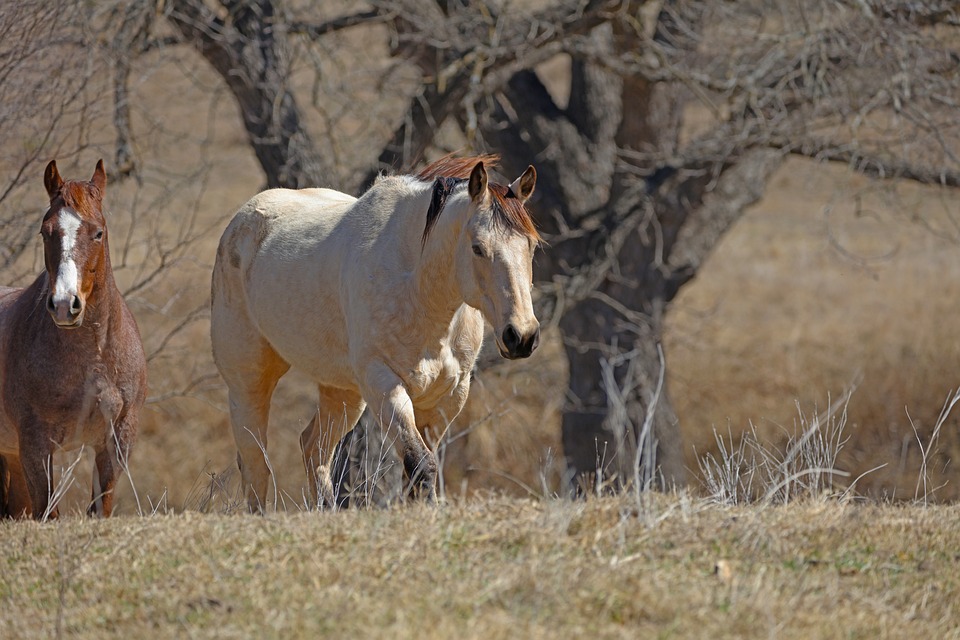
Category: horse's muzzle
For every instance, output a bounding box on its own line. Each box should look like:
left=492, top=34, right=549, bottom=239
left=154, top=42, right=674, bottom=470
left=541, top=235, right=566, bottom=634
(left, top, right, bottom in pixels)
left=500, top=323, right=540, bottom=359
left=47, top=294, right=84, bottom=328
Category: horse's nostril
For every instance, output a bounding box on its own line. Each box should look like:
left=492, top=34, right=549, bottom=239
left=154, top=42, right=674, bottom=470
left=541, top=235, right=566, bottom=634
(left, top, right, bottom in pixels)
left=502, top=325, right=520, bottom=352
left=47, top=295, right=56, bottom=312
left=530, top=327, right=540, bottom=351
left=70, top=296, right=82, bottom=315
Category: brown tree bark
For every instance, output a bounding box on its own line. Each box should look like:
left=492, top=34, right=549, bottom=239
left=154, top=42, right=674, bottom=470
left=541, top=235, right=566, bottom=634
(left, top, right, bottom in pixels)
left=166, top=0, right=332, bottom=189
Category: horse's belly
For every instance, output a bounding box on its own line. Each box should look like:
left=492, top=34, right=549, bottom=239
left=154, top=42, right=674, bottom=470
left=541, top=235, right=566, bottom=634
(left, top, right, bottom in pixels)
left=55, top=418, right=107, bottom=452
left=285, top=349, right=358, bottom=390
left=263, top=325, right=357, bottom=390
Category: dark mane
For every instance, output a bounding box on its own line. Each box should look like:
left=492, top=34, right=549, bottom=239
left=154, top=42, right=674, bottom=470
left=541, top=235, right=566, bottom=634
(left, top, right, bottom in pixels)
left=417, top=154, right=540, bottom=247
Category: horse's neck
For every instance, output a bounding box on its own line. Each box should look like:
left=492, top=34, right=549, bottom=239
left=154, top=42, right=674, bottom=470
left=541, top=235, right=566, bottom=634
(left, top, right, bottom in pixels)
left=362, top=178, right=470, bottom=342
left=402, top=187, right=468, bottom=330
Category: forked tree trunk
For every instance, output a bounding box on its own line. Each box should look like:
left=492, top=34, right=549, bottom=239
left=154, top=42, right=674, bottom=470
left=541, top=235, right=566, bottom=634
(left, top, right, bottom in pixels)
left=476, top=11, right=785, bottom=491
left=551, top=149, right=781, bottom=491
left=167, top=0, right=332, bottom=189
left=165, top=0, right=784, bottom=496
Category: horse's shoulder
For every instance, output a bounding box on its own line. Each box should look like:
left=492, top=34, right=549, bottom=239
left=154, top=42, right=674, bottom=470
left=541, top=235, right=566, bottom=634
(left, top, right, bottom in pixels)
left=450, top=306, right=484, bottom=362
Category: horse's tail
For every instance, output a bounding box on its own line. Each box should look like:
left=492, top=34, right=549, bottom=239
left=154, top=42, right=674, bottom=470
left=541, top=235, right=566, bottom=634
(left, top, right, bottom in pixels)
left=210, top=200, right=263, bottom=312
left=210, top=197, right=273, bottom=371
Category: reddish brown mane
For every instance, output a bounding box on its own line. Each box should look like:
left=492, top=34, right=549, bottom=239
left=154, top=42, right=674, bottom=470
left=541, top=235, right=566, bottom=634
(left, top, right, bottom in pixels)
left=49, top=181, right=103, bottom=221
left=417, top=154, right=540, bottom=245
left=417, top=154, right=502, bottom=181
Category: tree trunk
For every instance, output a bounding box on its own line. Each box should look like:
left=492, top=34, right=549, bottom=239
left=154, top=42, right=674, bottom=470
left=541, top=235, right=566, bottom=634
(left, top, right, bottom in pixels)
left=162, top=0, right=790, bottom=497
left=166, top=0, right=332, bottom=188
left=559, top=286, right=685, bottom=492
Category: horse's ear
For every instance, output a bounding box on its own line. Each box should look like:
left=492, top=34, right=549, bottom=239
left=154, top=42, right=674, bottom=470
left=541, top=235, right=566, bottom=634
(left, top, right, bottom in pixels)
left=468, top=161, right=488, bottom=202
left=91, top=159, right=107, bottom=195
left=44, top=160, right=63, bottom=199
left=508, top=165, right=537, bottom=204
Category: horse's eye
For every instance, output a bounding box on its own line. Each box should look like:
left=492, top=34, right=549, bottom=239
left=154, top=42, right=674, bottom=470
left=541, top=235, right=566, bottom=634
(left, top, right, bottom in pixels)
left=94, top=230, right=103, bottom=241
left=472, top=244, right=484, bottom=257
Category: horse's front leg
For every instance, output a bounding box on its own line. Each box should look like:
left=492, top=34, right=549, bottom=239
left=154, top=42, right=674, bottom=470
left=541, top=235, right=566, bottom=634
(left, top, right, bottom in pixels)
left=363, top=366, right=437, bottom=503
left=89, top=423, right=133, bottom=518
left=17, top=421, right=58, bottom=520
left=89, top=388, right=132, bottom=517
left=89, top=446, right=118, bottom=517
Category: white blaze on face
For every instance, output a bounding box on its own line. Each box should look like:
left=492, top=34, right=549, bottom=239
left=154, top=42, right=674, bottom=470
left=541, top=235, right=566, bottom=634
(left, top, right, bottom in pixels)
left=52, top=208, right=82, bottom=307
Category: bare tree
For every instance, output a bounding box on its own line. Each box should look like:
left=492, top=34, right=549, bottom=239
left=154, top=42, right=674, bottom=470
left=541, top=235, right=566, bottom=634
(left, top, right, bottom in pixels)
left=0, top=0, right=230, bottom=433
left=5, top=0, right=958, bottom=497
left=165, top=0, right=344, bottom=189
left=155, top=0, right=960, bottom=493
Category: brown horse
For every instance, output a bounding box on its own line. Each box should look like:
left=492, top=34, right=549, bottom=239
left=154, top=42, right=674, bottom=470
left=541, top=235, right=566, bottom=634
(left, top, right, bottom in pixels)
left=0, top=160, right=146, bottom=519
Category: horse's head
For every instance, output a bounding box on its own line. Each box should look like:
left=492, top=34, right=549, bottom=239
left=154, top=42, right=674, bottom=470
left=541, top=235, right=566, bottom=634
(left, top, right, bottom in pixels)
left=457, top=161, right=541, bottom=360
left=40, top=160, right=109, bottom=329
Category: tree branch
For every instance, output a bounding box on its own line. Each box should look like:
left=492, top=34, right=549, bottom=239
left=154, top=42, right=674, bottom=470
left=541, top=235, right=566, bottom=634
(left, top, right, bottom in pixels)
left=288, top=10, right=390, bottom=39
left=777, top=138, right=960, bottom=188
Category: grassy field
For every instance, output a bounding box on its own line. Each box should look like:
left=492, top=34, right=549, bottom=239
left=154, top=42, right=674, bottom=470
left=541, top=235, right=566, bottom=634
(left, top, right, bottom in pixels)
left=1, top=494, right=958, bottom=639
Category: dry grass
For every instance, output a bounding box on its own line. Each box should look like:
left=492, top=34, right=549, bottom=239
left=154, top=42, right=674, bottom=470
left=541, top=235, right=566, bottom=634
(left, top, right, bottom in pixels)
left=1, top=494, right=958, bottom=638
left=667, top=156, right=960, bottom=500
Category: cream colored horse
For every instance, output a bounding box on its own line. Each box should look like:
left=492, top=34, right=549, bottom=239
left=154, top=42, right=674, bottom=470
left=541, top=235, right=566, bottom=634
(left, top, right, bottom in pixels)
left=211, top=155, right=540, bottom=510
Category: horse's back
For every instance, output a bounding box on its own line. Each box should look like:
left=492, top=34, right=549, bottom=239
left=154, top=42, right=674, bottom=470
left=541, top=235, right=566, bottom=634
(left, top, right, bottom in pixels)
left=298, top=187, right=356, bottom=204
left=212, top=188, right=360, bottom=386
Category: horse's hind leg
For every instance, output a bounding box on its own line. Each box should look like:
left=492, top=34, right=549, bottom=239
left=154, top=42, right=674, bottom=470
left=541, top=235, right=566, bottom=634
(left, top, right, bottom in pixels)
left=211, top=265, right=290, bottom=512
left=0, top=455, right=32, bottom=518
left=300, top=386, right=365, bottom=509
left=222, top=348, right=289, bottom=514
